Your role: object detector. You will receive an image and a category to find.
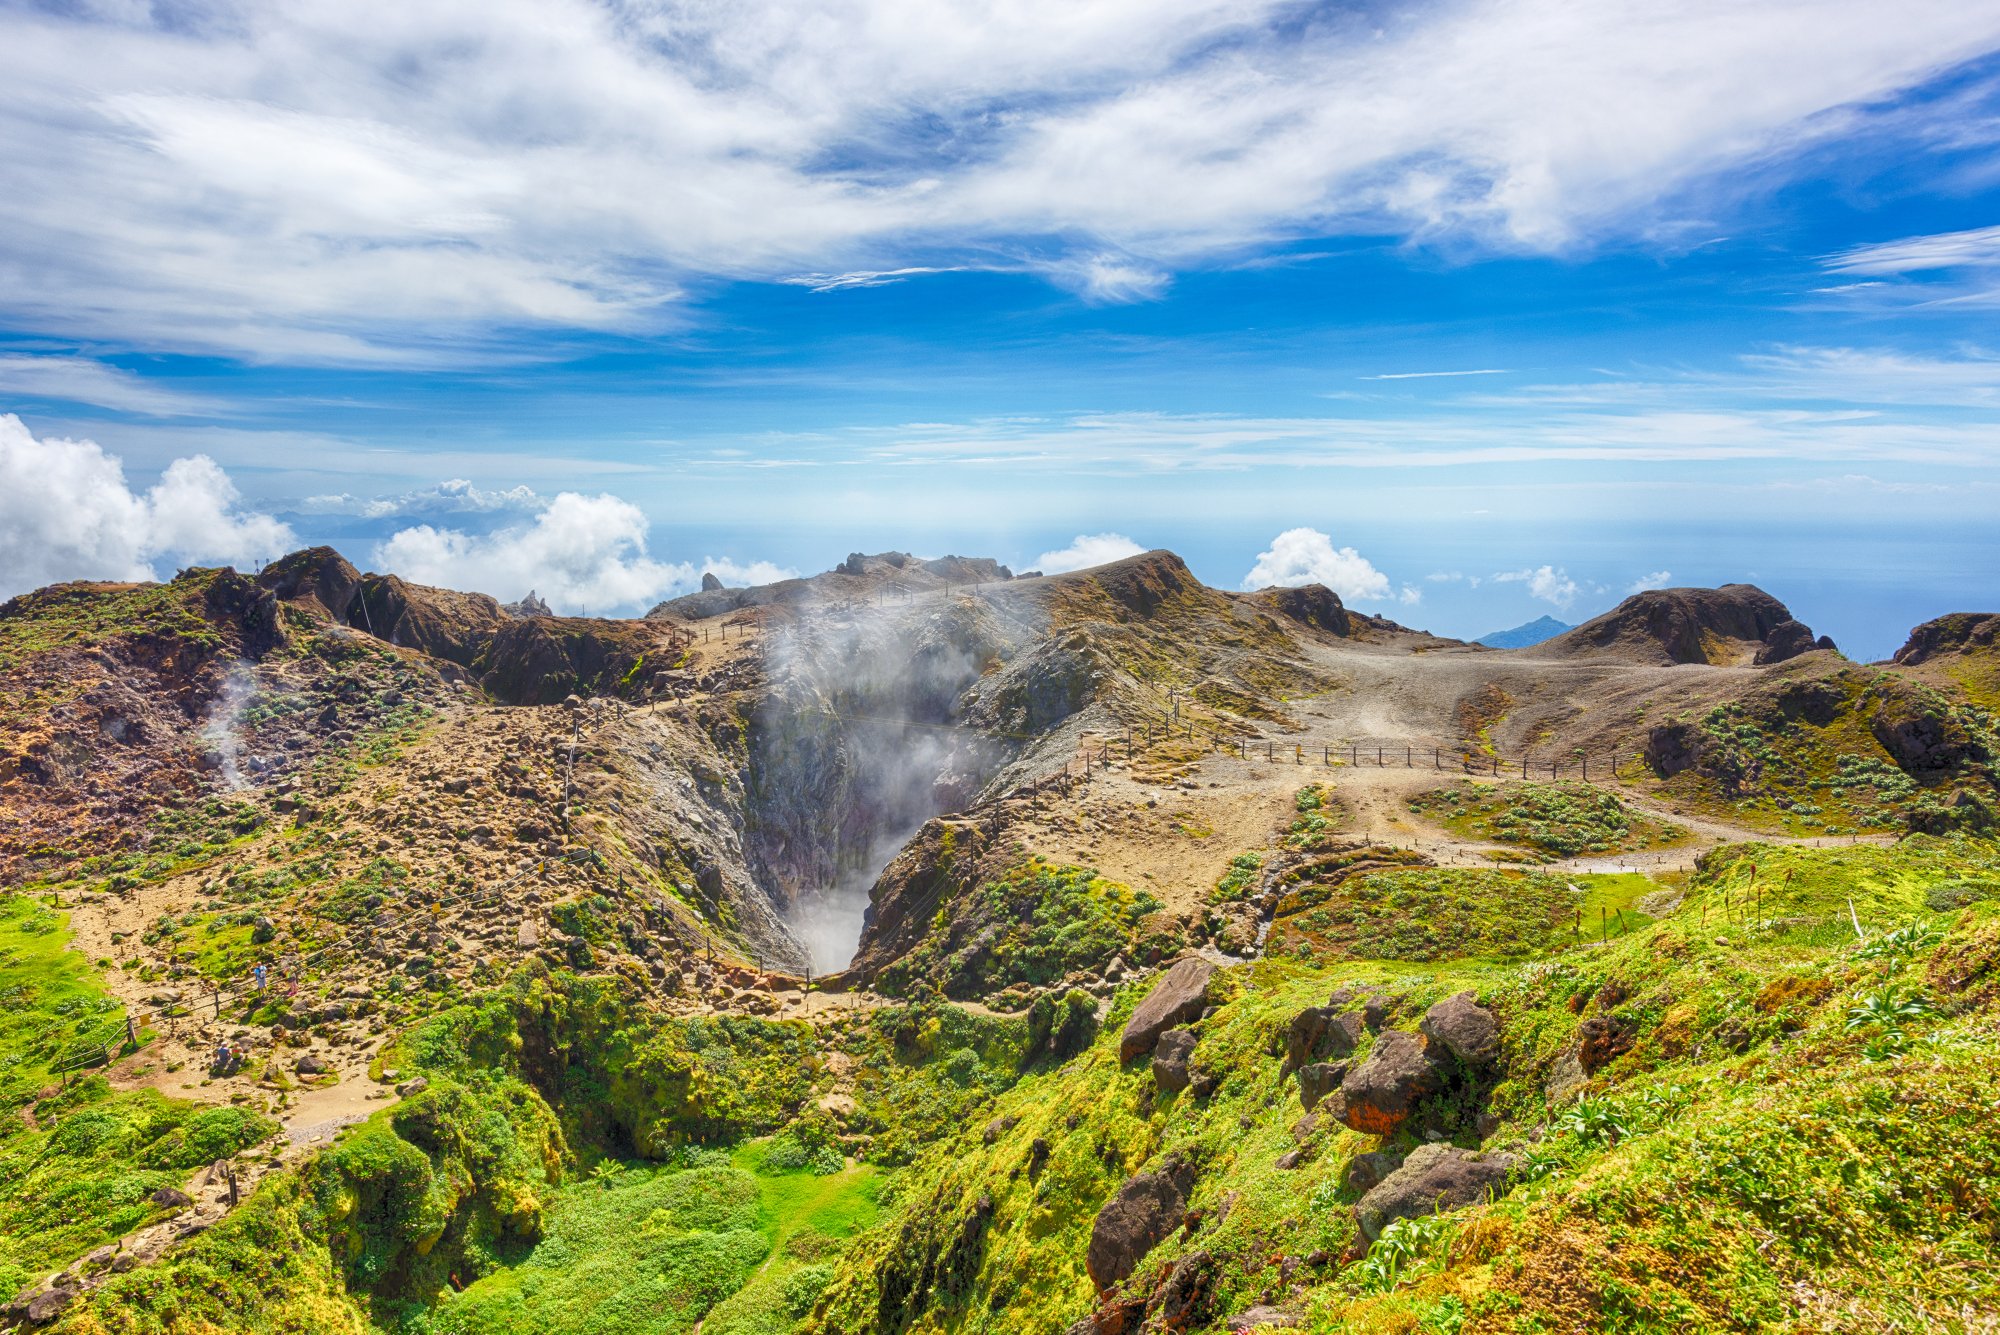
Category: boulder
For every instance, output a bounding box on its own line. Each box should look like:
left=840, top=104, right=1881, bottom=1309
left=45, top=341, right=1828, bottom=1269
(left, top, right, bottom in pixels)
left=1152, top=1028, right=1198, bottom=1094
left=1086, top=1158, right=1197, bottom=1292
left=25, top=1288, right=71, bottom=1324
left=1119, top=958, right=1214, bottom=1062
left=149, top=1187, right=193, bottom=1209
left=1353, top=1144, right=1517, bottom=1242
left=1296, top=1061, right=1347, bottom=1113
left=1418, top=992, right=1501, bottom=1069
left=1341, top=1149, right=1404, bottom=1195
left=1337, top=1031, right=1439, bottom=1135
left=395, top=1076, right=429, bottom=1097
left=295, top=1052, right=329, bottom=1076
left=1282, top=1007, right=1364, bottom=1074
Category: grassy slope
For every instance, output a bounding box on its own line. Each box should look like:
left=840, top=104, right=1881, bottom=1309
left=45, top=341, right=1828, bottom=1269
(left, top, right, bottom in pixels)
left=804, top=835, right=2000, bottom=1335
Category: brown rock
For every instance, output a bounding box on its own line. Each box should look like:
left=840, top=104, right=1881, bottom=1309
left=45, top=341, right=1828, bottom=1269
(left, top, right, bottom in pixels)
left=1152, top=1028, right=1198, bottom=1094
left=1353, top=1143, right=1517, bottom=1242
left=1086, top=1158, right=1197, bottom=1292
left=1337, top=1031, right=1439, bottom=1135
left=1418, top=991, right=1501, bottom=1069
left=1119, top=958, right=1215, bottom=1062
left=1282, top=1007, right=1364, bottom=1074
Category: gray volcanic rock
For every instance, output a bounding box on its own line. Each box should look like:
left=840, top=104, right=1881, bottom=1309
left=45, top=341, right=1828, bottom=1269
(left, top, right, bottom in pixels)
left=1283, top=1006, right=1365, bottom=1075
left=1418, top=991, right=1501, bottom=1069
left=1086, top=1158, right=1197, bottom=1291
left=1120, top=958, right=1215, bottom=1062
left=1354, top=1144, right=1517, bottom=1241
left=1152, top=1028, right=1198, bottom=1094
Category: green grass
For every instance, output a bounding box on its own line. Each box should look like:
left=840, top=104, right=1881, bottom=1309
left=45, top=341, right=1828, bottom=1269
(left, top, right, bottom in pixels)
left=0, top=1078, right=277, bottom=1300
left=0, top=893, right=133, bottom=1108
left=1268, top=866, right=1658, bottom=963
left=805, top=835, right=2000, bottom=1335
left=424, top=1145, right=880, bottom=1335
left=1407, top=780, right=1691, bottom=859
left=881, top=858, right=1164, bottom=997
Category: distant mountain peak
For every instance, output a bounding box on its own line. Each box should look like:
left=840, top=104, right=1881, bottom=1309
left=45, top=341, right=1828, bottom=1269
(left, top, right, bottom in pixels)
left=1475, top=614, right=1572, bottom=649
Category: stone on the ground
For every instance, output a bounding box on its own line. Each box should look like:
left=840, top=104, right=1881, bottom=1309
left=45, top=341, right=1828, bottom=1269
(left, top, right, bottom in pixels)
left=1283, top=1007, right=1364, bottom=1073
left=1296, top=1061, right=1347, bottom=1113
left=1152, top=1028, right=1198, bottom=1094
left=1086, top=1158, right=1197, bottom=1291
left=1119, top=958, right=1215, bottom=1062
left=1418, top=991, right=1502, bottom=1069
left=1337, top=1030, right=1439, bottom=1135
left=1353, top=1144, right=1518, bottom=1241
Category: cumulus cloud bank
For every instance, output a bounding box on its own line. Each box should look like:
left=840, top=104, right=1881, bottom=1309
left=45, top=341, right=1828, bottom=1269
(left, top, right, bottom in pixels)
left=1494, top=564, right=1583, bottom=609
left=372, top=494, right=793, bottom=615
left=1032, top=532, right=1146, bottom=574
left=0, top=414, right=294, bottom=598
left=1242, top=528, right=1400, bottom=602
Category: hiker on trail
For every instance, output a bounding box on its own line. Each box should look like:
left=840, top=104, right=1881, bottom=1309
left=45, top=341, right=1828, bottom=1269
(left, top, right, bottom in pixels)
left=253, top=964, right=267, bottom=991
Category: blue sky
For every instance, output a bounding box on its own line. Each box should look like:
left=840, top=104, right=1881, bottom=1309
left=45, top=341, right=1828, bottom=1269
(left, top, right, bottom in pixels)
left=2, top=1, right=1999, bottom=659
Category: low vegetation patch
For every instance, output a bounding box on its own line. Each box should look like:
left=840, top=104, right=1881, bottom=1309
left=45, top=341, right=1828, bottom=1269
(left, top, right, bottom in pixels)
left=1407, top=780, right=1690, bottom=859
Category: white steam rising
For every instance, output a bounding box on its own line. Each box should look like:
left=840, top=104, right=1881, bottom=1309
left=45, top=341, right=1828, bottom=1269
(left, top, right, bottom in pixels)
left=200, top=662, right=257, bottom=791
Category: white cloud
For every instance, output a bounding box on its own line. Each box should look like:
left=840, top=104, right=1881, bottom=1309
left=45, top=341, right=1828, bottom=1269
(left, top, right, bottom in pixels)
left=0, top=1, right=1994, bottom=358
left=1824, top=224, right=2000, bottom=275
left=1242, top=528, right=1393, bottom=601
left=1360, top=369, right=1511, bottom=381
left=0, top=413, right=293, bottom=598
left=372, top=492, right=794, bottom=615
left=1493, top=564, right=1582, bottom=609
left=303, top=478, right=543, bottom=519
left=781, top=267, right=967, bottom=292
left=1032, top=532, right=1146, bottom=574
left=0, top=355, right=225, bottom=416
left=1397, top=584, right=1423, bottom=606
left=1628, top=569, right=1674, bottom=592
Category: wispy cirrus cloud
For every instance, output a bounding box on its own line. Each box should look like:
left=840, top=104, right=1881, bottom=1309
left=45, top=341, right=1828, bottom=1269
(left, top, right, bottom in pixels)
left=0, top=1, right=1995, bottom=361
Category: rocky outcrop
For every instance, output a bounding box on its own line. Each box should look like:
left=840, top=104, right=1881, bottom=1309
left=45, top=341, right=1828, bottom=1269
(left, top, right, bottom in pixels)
left=1251, top=584, right=1351, bottom=637
left=1152, top=1028, right=1198, bottom=1094
left=1893, top=613, right=2000, bottom=667
left=1297, top=1061, right=1347, bottom=1113
left=1282, top=1006, right=1365, bottom=1075
left=1353, top=1144, right=1517, bottom=1242
left=1418, top=992, right=1501, bottom=1069
left=1120, top=958, right=1216, bottom=1061
left=1086, top=1158, right=1197, bottom=1291
left=1537, top=584, right=1822, bottom=667
left=1336, top=1030, right=1438, bottom=1135
left=1341, top=1150, right=1403, bottom=1195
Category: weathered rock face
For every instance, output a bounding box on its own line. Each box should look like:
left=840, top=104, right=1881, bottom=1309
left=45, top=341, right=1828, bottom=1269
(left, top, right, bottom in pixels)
left=1418, top=992, right=1501, bottom=1069
left=1353, top=1144, right=1517, bottom=1241
left=1152, top=1028, right=1198, bottom=1094
left=1252, top=584, right=1351, bottom=636
left=1894, top=612, right=2000, bottom=666
left=1539, top=584, right=1813, bottom=667
left=1283, top=1007, right=1365, bottom=1074
left=1341, top=1149, right=1404, bottom=1195
left=1297, top=1060, right=1347, bottom=1113
left=1337, top=1030, right=1439, bottom=1135
left=1086, top=1158, right=1197, bottom=1292
left=1753, top=618, right=1829, bottom=665
left=1120, top=958, right=1216, bottom=1062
